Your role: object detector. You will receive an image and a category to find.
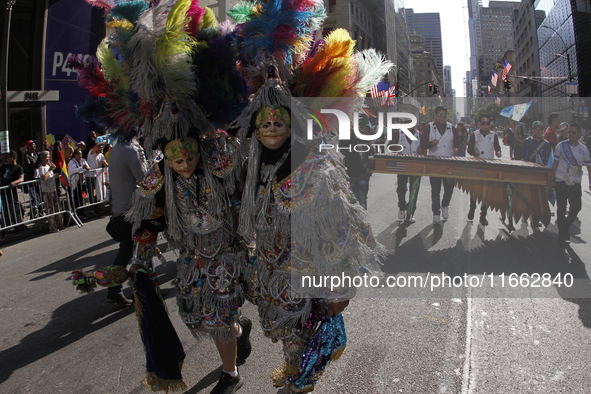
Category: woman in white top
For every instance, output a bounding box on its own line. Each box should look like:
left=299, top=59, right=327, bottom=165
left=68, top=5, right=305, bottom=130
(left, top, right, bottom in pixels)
left=35, top=151, right=64, bottom=233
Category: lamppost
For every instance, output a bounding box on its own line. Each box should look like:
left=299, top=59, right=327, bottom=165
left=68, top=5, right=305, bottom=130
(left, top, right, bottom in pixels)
left=1, top=0, right=17, bottom=152
left=540, top=25, right=573, bottom=85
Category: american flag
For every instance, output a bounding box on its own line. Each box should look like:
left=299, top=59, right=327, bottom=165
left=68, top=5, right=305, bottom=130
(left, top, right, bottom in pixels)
left=488, top=85, right=492, bottom=94
left=369, top=84, right=388, bottom=109
left=491, top=71, right=498, bottom=87
left=385, top=160, right=407, bottom=173
left=501, top=60, right=513, bottom=80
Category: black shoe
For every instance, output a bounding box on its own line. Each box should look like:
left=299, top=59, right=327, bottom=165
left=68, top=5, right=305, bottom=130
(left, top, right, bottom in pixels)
left=467, top=209, right=475, bottom=221
left=479, top=217, right=488, bottom=226
left=236, top=317, right=252, bottom=361
left=210, top=371, right=244, bottom=394
left=106, top=292, right=133, bottom=306
left=558, top=238, right=570, bottom=246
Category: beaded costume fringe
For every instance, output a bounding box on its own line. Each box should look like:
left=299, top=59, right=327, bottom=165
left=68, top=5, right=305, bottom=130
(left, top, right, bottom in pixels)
left=143, top=369, right=188, bottom=393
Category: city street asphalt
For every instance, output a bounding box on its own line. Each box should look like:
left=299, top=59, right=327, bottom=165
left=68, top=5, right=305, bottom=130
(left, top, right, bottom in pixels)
left=2, top=142, right=591, bottom=393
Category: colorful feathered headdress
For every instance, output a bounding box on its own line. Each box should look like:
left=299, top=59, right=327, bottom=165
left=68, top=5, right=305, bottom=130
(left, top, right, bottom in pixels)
left=70, top=0, right=247, bottom=147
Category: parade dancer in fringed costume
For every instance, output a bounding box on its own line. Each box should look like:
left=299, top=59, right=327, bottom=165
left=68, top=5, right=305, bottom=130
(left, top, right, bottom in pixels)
left=227, top=1, right=390, bottom=392
left=70, top=0, right=252, bottom=392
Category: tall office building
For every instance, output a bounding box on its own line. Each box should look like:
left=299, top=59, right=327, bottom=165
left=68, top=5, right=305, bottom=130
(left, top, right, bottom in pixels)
left=512, top=0, right=545, bottom=97
left=479, top=1, right=520, bottom=96
left=409, top=34, right=441, bottom=98
left=443, top=66, right=453, bottom=97
left=404, top=9, right=443, bottom=81
left=535, top=0, right=581, bottom=97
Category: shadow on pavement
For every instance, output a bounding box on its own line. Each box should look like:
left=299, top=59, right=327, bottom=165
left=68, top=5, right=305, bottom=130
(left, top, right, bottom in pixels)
left=0, top=290, right=134, bottom=384
left=376, top=219, right=591, bottom=329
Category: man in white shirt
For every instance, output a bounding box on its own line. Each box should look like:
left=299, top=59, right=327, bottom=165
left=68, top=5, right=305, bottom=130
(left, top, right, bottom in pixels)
left=466, top=114, right=502, bottom=226
left=550, top=123, right=591, bottom=246
left=420, top=106, right=460, bottom=224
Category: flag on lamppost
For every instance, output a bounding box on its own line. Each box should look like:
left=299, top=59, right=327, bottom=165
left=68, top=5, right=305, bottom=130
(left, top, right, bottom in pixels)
left=491, top=71, right=498, bottom=87
left=501, top=59, right=513, bottom=80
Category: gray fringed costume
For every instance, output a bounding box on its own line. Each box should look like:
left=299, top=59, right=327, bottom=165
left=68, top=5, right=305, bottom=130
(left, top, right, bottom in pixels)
left=127, top=134, right=246, bottom=343
left=239, top=138, right=384, bottom=391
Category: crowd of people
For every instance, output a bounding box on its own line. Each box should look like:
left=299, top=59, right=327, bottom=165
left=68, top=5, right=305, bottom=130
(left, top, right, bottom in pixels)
left=3, top=1, right=591, bottom=394
left=343, top=107, right=591, bottom=246
left=0, top=132, right=112, bottom=241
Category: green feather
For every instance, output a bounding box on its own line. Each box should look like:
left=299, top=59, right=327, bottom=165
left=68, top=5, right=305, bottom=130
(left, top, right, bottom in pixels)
left=227, top=1, right=258, bottom=23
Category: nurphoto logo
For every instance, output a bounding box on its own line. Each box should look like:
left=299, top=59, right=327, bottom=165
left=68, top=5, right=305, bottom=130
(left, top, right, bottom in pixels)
left=305, top=109, right=418, bottom=153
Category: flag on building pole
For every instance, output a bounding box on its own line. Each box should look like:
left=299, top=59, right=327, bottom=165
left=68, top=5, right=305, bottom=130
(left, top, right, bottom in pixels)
left=501, top=59, right=513, bottom=80
left=487, top=85, right=492, bottom=94
left=491, top=71, right=498, bottom=87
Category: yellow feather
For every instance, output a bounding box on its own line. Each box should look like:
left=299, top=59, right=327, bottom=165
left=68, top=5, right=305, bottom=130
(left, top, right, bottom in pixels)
left=198, top=7, right=217, bottom=31
left=97, top=41, right=129, bottom=90
left=156, top=0, right=195, bottom=69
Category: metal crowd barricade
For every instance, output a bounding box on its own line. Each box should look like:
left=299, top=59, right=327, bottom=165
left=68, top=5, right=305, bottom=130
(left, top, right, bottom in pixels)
left=68, top=168, right=109, bottom=222
left=0, top=177, right=82, bottom=233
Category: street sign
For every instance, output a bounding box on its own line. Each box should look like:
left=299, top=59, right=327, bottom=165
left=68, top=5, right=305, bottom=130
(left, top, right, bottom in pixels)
left=6, top=90, right=60, bottom=102
left=566, top=82, right=578, bottom=95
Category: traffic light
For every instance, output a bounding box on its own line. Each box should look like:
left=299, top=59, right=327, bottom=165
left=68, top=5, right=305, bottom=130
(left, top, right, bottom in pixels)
left=429, top=83, right=433, bottom=93
left=433, top=84, right=438, bottom=95
left=503, top=78, right=511, bottom=89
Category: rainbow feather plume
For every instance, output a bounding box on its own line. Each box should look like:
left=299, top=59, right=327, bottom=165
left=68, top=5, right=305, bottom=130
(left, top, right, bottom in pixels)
left=292, top=29, right=358, bottom=97
left=232, top=0, right=323, bottom=68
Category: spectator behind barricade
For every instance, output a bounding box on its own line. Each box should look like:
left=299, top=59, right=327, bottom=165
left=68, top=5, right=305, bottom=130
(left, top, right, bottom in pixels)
left=86, top=142, right=108, bottom=214
left=63, top=144, right=74, bottom=166
left=68, top=149, right=91, bottom=221
left=52, top=140, right=65, bottom=175
left=514, top=125, right=526, bottom=160
left=35, top=151, right=64, bottom=233
left=24, top=140, right=44, bottom=218
left=558, top=122, right=569, bottom=143
left=544, top=113, right=560, bottom=148
left=103, top=143, right=113, bottom=200
left=0, top=150, right=25, bottom=241
left=103, top=143, right=112, bottom=162
left=84, top=130, right=97, bottom=157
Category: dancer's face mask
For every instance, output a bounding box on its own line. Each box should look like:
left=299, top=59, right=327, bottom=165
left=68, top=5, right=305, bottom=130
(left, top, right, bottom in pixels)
left=165, top=138, right=200, bottom=178
left=255, top=106, right=291, bottom=150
